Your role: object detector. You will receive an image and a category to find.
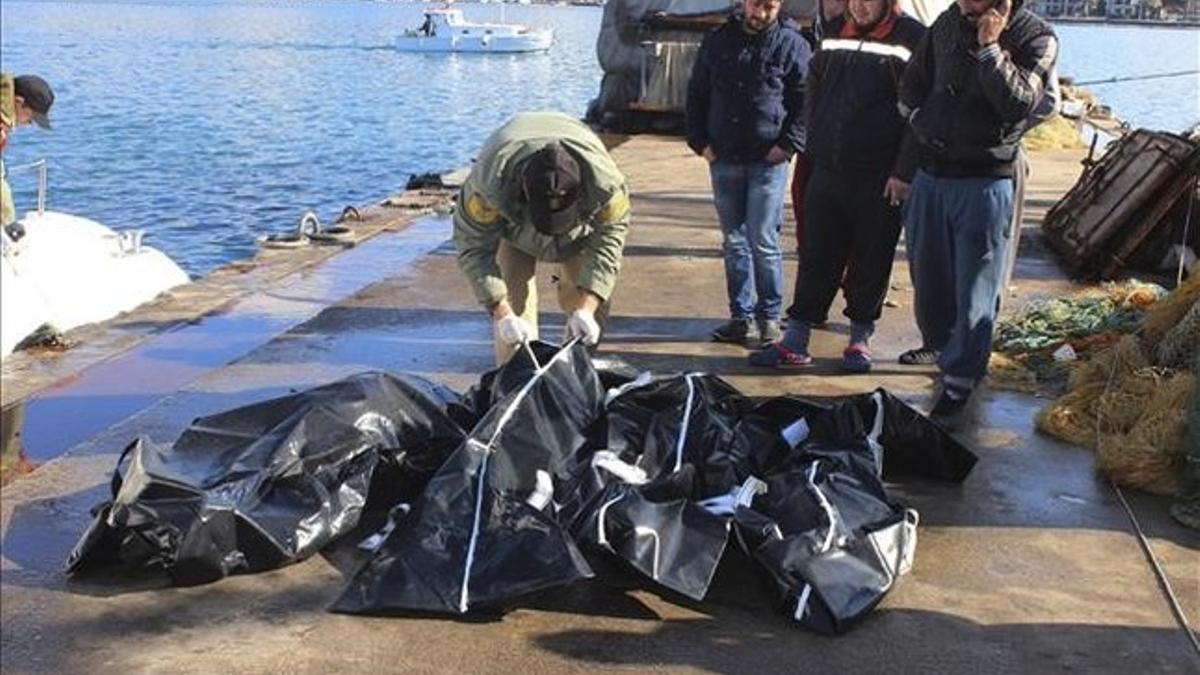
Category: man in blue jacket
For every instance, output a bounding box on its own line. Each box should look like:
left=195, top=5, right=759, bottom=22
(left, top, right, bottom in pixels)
left=686, top=0, right=811, bottom=348
left=897, top=0, right=1058, bottom=416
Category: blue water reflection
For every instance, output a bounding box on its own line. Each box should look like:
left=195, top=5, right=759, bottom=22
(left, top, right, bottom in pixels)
left=1, top=2, right=1197, bottom=278
left=1, top=0, right=603, bottom=276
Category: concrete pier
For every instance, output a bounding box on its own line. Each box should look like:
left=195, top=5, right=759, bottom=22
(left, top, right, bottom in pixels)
left=1, top=135, right=1196, bottom=673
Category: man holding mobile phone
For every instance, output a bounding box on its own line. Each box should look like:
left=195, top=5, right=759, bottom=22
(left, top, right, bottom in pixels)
left=896, top=0, right=1058, bottom=416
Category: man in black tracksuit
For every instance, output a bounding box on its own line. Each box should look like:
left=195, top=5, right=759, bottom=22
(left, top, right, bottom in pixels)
left=750, top=0, right=925, bottom=372
left=897, top=0, right=1058, bottom=416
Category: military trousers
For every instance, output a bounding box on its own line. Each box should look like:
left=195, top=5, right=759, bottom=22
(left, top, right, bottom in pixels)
left=1, top=159, right=14, bottom=227
left=494, top=240, right=600, bottom=365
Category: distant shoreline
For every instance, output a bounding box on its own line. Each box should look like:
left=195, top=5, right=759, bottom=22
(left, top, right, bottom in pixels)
left=1047, top=16, right=1200, bottom=29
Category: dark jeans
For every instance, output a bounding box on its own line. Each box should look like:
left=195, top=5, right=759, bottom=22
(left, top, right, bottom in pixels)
left=787, top=166, right=902, bottom=326
left=903, top=170, right=1015, bottom=384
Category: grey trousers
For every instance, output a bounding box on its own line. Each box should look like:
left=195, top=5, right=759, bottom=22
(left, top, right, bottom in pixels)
left=494, top=241, right=590, bottom=365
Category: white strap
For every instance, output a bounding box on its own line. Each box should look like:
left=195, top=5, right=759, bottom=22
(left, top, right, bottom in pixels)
left=604, top=371, right=654, bottom=407
left=525, top=469, right=554, bottom=511
left=794, top=584, right=814, bottom=620
left=806, top=461, right=837, bottom=554
left=521, top=340, right=540, bottom=370
left=592, top=450, right=649, bottom=485
left=867, top=391, right=886, bottom=475
left=793, top=460, right=837, bottom=623
left=673, top=374, right=697, bottom=473
left=698, top=476, right=768, bottom=516
left=459, top=339, right=579, bottom=613
left=633, top=526, right=661, bottom=580
left=596, top=494, right=625, bottom=547
left=459, top=439, right=491, bottom=613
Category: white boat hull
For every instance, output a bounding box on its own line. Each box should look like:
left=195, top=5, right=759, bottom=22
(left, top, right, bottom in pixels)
left=1, top=210, right=190, bottom=357
left=398, top=7, right=553, bottom=53
left=396, top=31, right=552, bottom=53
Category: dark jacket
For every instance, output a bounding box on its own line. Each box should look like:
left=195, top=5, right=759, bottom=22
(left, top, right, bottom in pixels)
left=804, top=14, right=926, bottom=179
left=898, top=3, right=1057, bottom=177
left=686, top=16, right=811, bottom=163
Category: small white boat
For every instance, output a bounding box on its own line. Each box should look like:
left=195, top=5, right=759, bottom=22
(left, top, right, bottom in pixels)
left=397, top=7, right=553, bottom=53
left=1, top=166, right=189, bottom=357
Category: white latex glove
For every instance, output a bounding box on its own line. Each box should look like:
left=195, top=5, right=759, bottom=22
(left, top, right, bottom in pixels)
left=565, top=308, right=601, bottom=346
left=496, top=315, right=535, bottom=345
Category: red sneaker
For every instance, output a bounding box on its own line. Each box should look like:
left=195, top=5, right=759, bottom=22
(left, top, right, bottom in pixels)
left=748, top=342, right=813, bottom=367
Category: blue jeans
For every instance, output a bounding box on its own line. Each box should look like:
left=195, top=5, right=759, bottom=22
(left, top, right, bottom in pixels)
left=904, top=170, right=1015, bottom=385
left=709, top=159, right=788, bottom=322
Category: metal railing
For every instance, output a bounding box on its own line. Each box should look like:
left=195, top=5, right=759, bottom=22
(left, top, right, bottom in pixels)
left=5, top=158, right=48, bottom=216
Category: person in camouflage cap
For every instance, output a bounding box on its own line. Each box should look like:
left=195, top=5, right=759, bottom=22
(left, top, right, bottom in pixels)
left=453, top=112, right=631, bottom=364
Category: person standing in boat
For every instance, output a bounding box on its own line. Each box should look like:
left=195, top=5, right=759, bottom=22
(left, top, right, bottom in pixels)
left=453, top=111, right=631, bottom=364
left=0, top=74, right=55, bottom=227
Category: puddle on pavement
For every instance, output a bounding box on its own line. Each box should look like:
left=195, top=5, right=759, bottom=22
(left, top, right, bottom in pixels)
left=1, top=216, right=451, bottom=466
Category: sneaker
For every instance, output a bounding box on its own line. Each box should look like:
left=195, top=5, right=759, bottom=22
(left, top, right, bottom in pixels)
left=748, top=342, right=813, bottom=367
left=758, top=319, right=782, bottom=347
left=899, top=347, right=939, bottom=365
left=841, top=343, right=872, bottom=373
left=930, top=387, right=970, bottom=417
left=712, top=318, right=758, bottom=345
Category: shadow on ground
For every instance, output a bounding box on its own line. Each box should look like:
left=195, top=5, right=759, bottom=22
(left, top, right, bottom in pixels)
left=533, top=607, right=1195, bottom=673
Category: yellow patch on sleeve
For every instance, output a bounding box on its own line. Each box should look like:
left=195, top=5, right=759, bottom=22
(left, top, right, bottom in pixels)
left=465, top=192, right=501, bottom=225
left=596, top=191, right=630, bottom=223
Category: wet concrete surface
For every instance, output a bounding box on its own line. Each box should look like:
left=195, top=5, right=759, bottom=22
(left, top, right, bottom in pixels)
left=0, top=191, right=455, bottom=411
left=1, top=138, right=1197, bottom=673
left=1, top=216, right=451, bottom=465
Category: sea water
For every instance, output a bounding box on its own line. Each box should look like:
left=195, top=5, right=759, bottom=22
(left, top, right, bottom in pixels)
left=2, top=0, right=1197, bottom=276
